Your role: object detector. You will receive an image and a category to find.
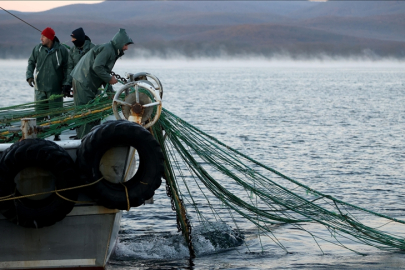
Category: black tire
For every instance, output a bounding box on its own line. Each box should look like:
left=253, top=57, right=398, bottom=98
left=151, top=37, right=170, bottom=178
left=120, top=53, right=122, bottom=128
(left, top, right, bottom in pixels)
left=0, top=139, right=78, bottom=228
left=76, top=120, right=164, bottom=209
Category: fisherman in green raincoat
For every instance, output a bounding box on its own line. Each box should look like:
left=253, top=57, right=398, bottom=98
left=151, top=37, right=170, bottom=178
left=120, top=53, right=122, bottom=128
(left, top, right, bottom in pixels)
left=26, top=27, right=69, bottom=141
left=71, top=28, right=133, bottom=138
left=63, top=27, right=95, bottom=97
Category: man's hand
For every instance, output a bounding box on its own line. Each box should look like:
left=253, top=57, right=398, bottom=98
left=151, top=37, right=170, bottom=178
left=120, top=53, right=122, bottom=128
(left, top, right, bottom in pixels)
left=109, top=76, right=118, bottom=85
left=27, top=78, right=35, bottom=87
left=62, top=85, right=73, bottom=97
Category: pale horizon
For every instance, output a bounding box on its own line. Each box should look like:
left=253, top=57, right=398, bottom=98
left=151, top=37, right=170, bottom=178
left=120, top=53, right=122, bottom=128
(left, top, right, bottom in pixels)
left=0, top=1, right=103, bottom=12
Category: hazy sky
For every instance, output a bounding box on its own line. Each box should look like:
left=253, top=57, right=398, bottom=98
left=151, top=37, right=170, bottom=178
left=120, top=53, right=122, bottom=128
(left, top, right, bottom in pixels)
left=0, top=0, right=328, bottom=12
left=0, top=1, right=103, bottom=12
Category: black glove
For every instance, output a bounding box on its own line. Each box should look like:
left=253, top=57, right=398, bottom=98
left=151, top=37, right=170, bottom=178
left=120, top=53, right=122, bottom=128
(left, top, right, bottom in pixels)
left=62, top=85, right=73, bottom=97
left=27, top=78, right=35, bottom=87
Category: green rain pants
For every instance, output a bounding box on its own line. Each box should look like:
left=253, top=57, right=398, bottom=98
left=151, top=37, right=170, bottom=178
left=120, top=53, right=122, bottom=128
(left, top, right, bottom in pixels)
left=34, top=90, right=63, bottom=117
left=35, top=90, right=63, bottom=135
left=72, top=79, right=101, bottom=138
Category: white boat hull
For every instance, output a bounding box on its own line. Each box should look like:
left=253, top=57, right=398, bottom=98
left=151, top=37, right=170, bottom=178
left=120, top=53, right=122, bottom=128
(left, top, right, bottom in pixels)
left=0, top=205, right=121, bottom=270
left=0, top=132, right=135, bottom=269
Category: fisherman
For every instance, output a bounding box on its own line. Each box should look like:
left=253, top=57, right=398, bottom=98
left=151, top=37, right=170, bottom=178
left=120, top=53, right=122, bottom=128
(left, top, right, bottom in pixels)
left=71, top=28, right=133, bottom=138
left=26, top=27, right=69, bottom=141
left=63, top=27, right=95, bottom=97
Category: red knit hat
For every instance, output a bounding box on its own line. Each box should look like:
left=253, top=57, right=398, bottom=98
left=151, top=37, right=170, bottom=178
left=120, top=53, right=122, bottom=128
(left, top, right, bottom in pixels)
left=41, top=27, right=55, bottom=41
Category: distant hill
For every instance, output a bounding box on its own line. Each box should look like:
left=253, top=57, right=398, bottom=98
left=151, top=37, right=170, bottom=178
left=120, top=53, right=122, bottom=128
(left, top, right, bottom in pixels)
left=298, top=14, right=405, bottom=42
left=288, top=1, right=405, bottom=19
left=1, top=1, right=404, bottom=59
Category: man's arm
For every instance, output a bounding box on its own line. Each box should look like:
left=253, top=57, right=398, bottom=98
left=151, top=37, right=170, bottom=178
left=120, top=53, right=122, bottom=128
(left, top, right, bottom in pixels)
left=26, top=46, right=37, bottom=80
left=92, top=47, right=113, bottom=84
left=66, top=48, right=74, bottom=86
left=61, top=47, right=70, bottom=86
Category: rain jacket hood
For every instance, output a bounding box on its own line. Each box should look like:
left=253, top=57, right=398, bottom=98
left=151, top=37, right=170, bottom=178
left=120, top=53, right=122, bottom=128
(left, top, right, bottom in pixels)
left=111, top=28, right=133, bottom=57
left=26, top=35, right=69, bottom=93
left=48, top=36, right=61, bottom=50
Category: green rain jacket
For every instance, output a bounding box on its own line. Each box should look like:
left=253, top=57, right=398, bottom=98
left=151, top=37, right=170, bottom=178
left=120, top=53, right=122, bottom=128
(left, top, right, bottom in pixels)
left=26, top=36, right=69, bottom=93
left=70, top=28, right=133, bottom=91
left=66, top=37, right=95, bottom=86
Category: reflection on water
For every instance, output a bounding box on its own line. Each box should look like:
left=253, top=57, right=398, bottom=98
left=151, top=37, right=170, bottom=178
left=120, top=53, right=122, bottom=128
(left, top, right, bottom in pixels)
left=1, top=60, right=405, bottom=269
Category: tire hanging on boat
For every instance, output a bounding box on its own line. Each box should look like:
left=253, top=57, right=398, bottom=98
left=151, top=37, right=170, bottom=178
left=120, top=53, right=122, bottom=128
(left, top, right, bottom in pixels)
left=76, top=120, right=164, bottom=210
left=0, top=139, right=78, bottom=228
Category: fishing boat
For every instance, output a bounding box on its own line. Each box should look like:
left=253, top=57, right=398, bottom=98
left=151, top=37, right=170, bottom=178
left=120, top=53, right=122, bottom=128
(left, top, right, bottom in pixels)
left=0, top=72, right=164, bottom=270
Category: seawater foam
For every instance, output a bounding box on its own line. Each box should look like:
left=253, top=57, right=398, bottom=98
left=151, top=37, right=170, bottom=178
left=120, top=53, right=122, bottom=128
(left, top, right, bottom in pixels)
left=192, top=222, right=245, bottom=254
left=113, top=222, right=244, bottom=260
left=113, top=233, right=190, bottom=260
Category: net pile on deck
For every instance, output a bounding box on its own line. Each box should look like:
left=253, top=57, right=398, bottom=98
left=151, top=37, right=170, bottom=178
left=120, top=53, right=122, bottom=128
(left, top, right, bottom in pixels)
left=0, top=91, right=114, bottom=142
left=0, top=93, right=404, bottom=255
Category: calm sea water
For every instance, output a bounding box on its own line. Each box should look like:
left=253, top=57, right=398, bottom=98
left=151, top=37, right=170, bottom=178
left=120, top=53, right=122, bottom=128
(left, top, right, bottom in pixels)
left=1, top=59, right=405, bottom=269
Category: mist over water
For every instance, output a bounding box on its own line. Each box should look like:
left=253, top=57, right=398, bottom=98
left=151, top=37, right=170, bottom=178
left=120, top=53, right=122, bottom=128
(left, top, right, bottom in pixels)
left=122, top=48, right=405, bottom=63
left=118, top=57, right=405, bottom=68
left=1, top=59, right=405, bottom=269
